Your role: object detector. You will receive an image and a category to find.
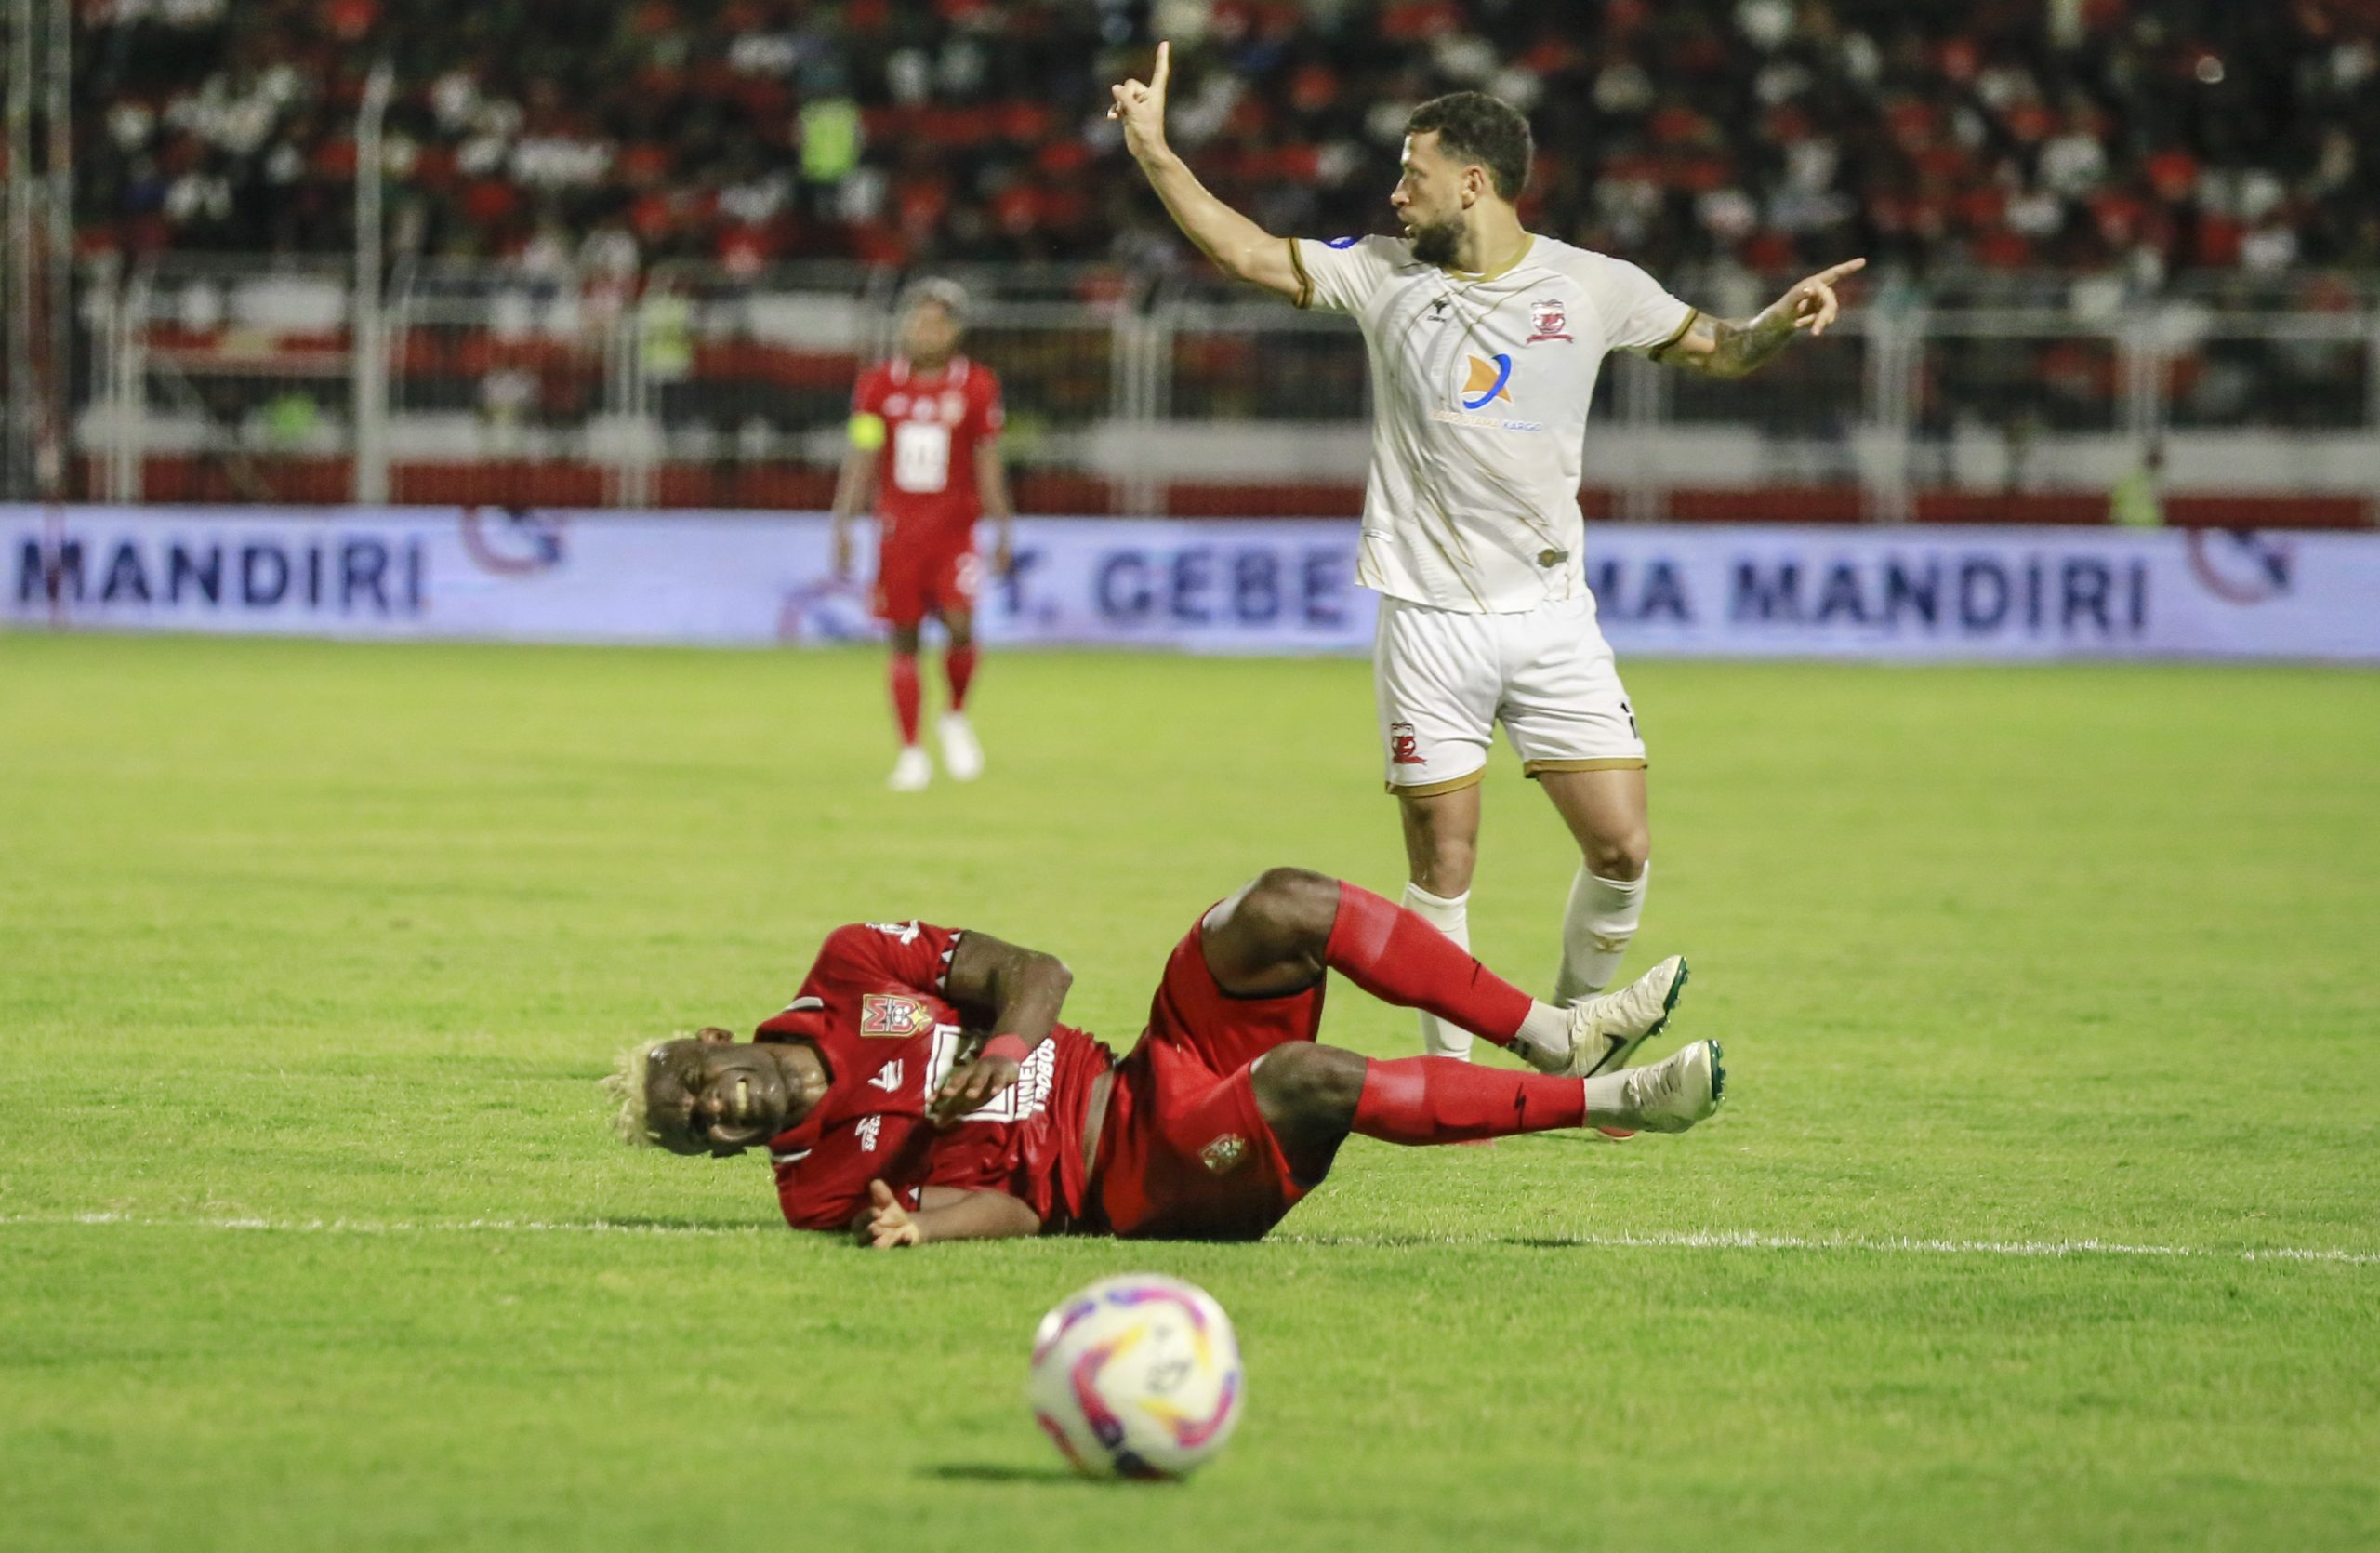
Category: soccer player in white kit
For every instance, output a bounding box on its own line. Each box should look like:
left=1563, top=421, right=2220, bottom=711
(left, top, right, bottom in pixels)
left=1112, top=46, right=1864, bottom=1066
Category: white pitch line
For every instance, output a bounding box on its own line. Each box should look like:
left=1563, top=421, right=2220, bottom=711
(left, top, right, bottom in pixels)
left=1488, top=1228, right=2380, bottom=1267
left=1284, top=1228, right=2380, bottom=1265
left=0, top=1211, right=768, bottom=1238
left=1, top=1213, right=2374, bottom=1266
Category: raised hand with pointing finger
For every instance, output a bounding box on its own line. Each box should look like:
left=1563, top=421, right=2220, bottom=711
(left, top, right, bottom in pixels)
left=1105, top=42, right=1306, bottom=300
left=1107, top=38, right=1173, bottom=160
left=1779, top=257, right=1868, bottom=338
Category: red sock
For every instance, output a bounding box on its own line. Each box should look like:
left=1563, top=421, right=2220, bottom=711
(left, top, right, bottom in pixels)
left=889, top=653, right=921, bottom=746
left=1352, top=1057, right=1585, bottom=1145
left=1324, top=883, right=1531, bottom=1046
left=945, top=644, right=977, bottom=711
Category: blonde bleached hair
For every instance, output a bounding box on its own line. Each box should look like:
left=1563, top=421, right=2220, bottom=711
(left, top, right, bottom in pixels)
left=602, top=1038, right=671, bottom=1148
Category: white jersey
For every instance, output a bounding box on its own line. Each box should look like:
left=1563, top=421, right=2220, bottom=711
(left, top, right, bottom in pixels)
left=1290, top=232, right=1696, bottom=614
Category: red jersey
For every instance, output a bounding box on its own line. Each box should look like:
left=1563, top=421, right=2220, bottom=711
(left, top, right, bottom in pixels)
left=755, top=920, right=964, bottom=1231
left=755, top=918, right=1107, bottom=1233
left=853, top=355, right=1004, bottom=548
left=912, top=915, right=1330, bottom=1241
left=921, top=1026, right=1115, bottom=1231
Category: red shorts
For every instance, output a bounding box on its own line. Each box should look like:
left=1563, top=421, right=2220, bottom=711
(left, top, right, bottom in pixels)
left=1089, top=919, right=1329, bottom=1241
left=871, top=537, right=979, bottom=628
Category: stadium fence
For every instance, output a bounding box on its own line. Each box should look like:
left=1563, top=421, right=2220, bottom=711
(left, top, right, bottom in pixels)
left=65, top=258, right=2380, bottom=528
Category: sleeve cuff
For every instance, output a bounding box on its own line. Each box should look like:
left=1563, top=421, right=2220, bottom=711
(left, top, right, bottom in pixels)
left=1646, top=308, right=1699, bottom=362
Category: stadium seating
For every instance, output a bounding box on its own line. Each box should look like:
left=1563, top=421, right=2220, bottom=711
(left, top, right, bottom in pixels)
left=73, top=0, right=2380, bottom=280
left=58, top=1, right=2380, bottom=523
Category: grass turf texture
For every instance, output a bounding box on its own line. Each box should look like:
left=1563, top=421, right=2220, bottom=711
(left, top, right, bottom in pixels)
left=2, top=632, right=2375, bottom=1553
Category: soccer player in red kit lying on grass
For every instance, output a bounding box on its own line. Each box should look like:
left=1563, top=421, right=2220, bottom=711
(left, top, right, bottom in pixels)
left=606, top=869, right=1721, bottom=1243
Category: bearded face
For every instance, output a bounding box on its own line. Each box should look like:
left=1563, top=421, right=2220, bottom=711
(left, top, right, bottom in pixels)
left=1392, top=131, right=1474, bottom=269
left=1407, top=215, right=1463, bottom=268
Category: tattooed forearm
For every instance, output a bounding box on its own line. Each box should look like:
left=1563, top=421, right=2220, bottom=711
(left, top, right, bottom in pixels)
left=1677, top=309, right=1801, bottom=379
left=1660, top=259, right=1862, bottom=378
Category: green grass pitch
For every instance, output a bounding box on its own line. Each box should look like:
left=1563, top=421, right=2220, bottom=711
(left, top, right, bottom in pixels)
left=3, top=632, right=2375, bottom=1552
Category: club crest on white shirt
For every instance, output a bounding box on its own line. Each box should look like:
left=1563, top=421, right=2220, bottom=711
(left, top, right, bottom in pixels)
left=1527, top=298, right=1573, bottom=344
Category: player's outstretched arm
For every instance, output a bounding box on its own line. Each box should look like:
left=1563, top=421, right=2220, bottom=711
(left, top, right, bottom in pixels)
left=856, top=1180, right=1040, bottom=1247
left=932, top=931, right=1074, bottom=1122
left=1660, top=258, right=1867, bottom=379
left=1108, top=42, right=1301, bottom=301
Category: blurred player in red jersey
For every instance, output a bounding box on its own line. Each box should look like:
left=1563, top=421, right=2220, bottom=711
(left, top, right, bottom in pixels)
left=608, top=869, right=1722, bottom=1242
left=830, top=279, right=1016, bottom=792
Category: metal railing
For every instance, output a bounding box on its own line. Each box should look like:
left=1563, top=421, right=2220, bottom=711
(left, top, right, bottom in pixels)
left=67, top=259, right=2380, bottom=521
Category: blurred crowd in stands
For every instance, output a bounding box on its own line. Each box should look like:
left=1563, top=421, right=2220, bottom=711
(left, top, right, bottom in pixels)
left=69, top=0, right=2380, bottom=290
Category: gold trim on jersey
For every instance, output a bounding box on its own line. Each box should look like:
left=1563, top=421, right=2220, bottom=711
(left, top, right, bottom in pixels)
left=1287, top=238, right=1315, bottom=311
left=1647, top=308, right=1700, bottom=363
left=1523, top=758, right=1650, bottom=778
left=1443, top=232, right=1536, bottom=285
left=1385, top=768, right=1488, bottom=799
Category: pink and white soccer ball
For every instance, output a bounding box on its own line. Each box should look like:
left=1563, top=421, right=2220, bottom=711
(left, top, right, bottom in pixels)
left=1026, top=1273, right=1244, bottom=1480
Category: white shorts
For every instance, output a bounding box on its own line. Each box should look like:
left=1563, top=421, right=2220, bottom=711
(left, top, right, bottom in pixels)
left=1373, top=593, right=1647, bottom=795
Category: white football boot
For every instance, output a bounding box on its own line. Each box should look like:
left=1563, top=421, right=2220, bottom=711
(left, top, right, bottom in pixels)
left=1591, top=1040, right=1726, bottom=1135
left=887, top=745, right=932, bottom=791
left=1560, top=954, right=1689, bottom=1078
left=938, top=712, right=985, bottom=782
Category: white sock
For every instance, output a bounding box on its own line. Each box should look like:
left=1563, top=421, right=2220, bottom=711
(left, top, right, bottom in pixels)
left=1400, top=881, right=1474, bottom=1061
left=1556, top=864, right=1647, bottom=1004
left=1580, top=1069, right=1633, bottom=1127
left=1513, top=1000, right=1574, bottom=1074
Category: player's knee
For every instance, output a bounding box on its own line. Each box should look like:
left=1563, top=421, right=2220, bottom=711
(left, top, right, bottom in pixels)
left=1253, top=1042, right=1364, bottom=1129
left=1582, top=829, right=1649, bottom=881
left=891, top=627, right=923, bottom=655
left=1241, top=868, right=1341, bottom=946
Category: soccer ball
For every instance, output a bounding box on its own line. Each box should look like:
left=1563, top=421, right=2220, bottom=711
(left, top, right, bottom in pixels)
left=1026, top=1273, right=1244, bottom=1480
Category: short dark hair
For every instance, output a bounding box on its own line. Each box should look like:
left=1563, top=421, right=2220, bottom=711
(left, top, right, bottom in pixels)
left=1407, top=92, right=1533, bottom=202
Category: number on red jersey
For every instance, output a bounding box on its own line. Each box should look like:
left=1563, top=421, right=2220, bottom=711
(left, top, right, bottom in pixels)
left=892, top=420, right=952, bottom=494
left=853, top=359, right=1003, bottom=524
